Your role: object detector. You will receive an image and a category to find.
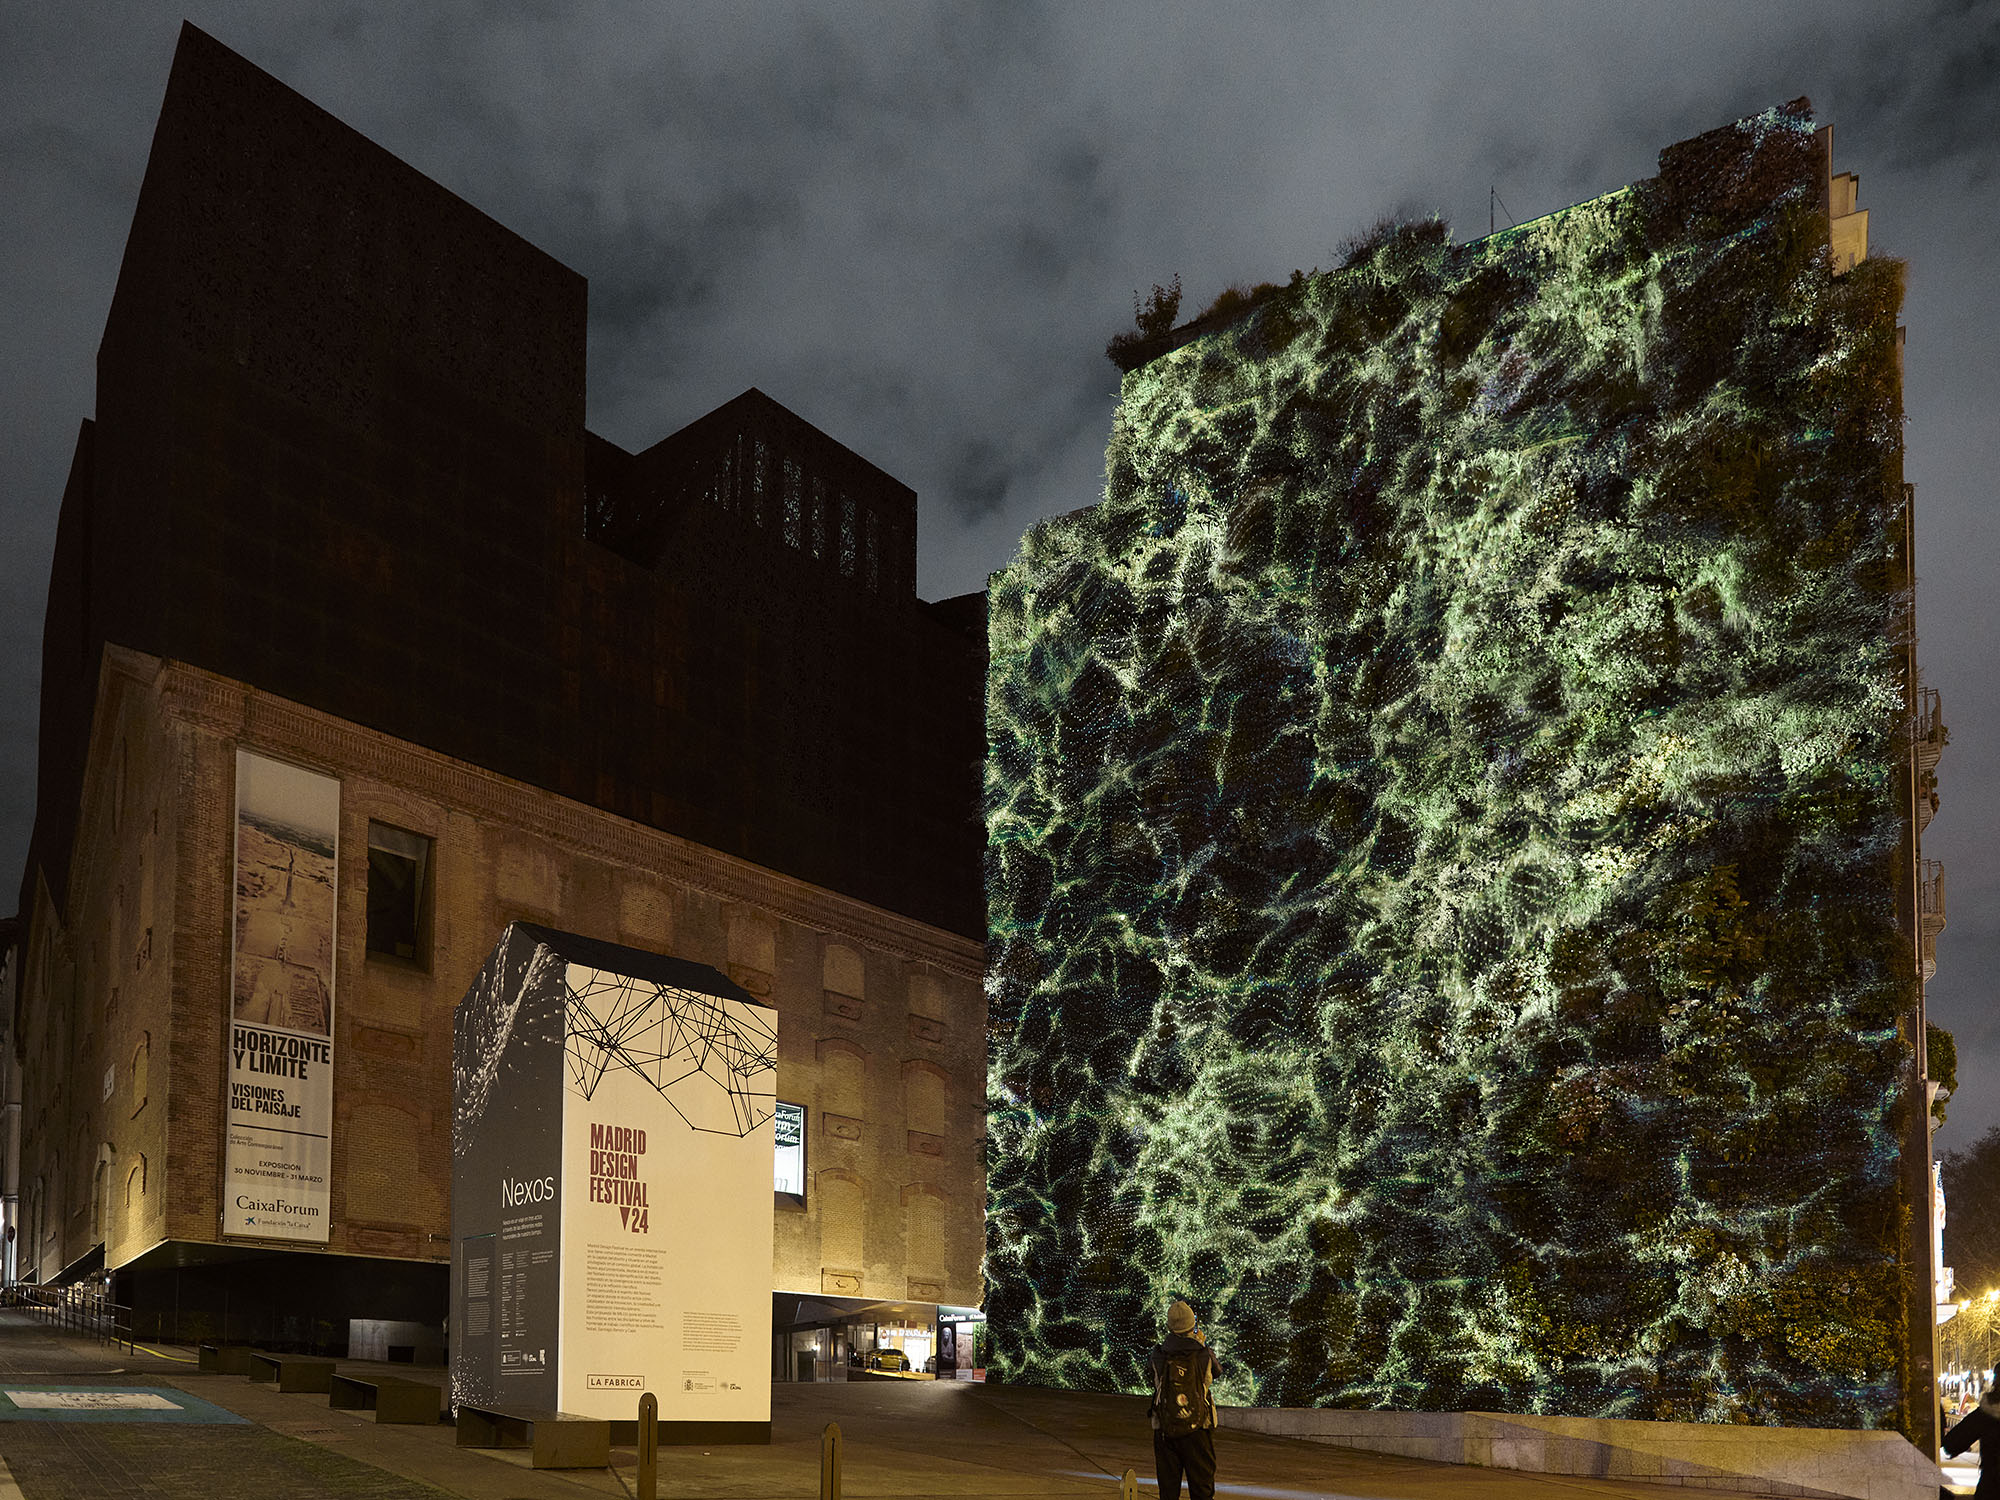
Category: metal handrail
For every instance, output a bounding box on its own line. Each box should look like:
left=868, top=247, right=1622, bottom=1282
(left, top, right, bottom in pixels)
left=1921, top=860, right=1947, bottom=921
left=7, top=1283, right=134, bottom=1353
left=1912, top=687, right=1945, bottom=750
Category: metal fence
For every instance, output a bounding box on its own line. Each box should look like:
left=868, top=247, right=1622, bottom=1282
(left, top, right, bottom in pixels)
left=3, top=1283, right=135, bottom=1353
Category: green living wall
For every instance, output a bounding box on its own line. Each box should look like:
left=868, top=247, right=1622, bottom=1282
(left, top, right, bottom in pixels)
left=985, top=103, right=1913, bottom=1428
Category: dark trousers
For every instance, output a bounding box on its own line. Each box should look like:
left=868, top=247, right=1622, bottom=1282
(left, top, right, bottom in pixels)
left=1154, top=1428, right=1216, bottom=1500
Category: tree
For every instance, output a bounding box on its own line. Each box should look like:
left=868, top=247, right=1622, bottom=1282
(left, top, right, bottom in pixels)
left=1132, top=274, right=1182, bottom=339
left=1942, top=1123, right=2000, bottom=1305
left=1106, top=275, right=1182, bottom=367
left=1932, top=1021, right=1959, bottom=1125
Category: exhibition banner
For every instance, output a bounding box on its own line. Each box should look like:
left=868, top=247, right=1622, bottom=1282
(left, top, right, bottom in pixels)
left=452, top=924, right=777, bottom=1432
left=556, top=964, right=776, bottom=1420
left=225, top=750, right=338, bottom=1243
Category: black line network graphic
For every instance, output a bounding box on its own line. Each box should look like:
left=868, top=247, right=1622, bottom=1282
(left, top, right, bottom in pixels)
left=564, top=967, right=777, bottom=1137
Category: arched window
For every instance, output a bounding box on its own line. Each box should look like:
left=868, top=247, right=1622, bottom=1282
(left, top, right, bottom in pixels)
left=819, top=1039, right=869, bottom=1120
left=131, top=1032, right=150, bottom=1112
left=29, top=1177, right=44, bottom=1279
left=902, top=1183, right=951, bottom=1281
left=125, top=1156, right=147, bottom=1205
left=902, top=1059, right=949, bottom=1136
left=816, top=1169, right=867, bottom=1292
left=73, top=1130, right=89, bottom=1218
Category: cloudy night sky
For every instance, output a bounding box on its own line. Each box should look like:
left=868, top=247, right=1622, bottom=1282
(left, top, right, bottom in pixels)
left=4, top=5, right=1995, bottom=1134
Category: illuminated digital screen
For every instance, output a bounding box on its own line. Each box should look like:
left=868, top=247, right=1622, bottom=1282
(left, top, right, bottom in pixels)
left=774, top=1099, right=806, bottom=1197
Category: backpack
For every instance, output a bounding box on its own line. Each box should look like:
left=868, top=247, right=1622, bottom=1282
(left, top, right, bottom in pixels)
left=1151, top=1345, right=1215, bottom=1434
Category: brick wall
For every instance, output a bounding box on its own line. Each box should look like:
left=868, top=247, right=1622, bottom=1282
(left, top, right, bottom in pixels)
left=13, top=648, right=177, bottom=1279
left=14, top=649, right=984, bottom=1302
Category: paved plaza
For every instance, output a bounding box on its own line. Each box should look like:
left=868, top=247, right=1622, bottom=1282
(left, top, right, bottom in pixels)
left=0, top=1309, right=1964, bottom=1500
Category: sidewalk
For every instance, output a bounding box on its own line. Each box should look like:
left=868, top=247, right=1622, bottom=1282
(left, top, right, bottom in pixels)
left=0, top=1309, right=1852, bottom=1500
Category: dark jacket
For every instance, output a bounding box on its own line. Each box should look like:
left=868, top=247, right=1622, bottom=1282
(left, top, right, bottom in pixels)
left=1944, top=1390, right=2000, bottom=1497
left=1147, top=1332, right=1219, bottom=1432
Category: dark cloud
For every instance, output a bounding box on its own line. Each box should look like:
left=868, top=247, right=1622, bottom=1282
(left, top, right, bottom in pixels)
left=946, top=438, right=1017, bottom=520
left=1834, top=0, right=2000, bottom=181
left=5, top=1, right=1997, bottom=1139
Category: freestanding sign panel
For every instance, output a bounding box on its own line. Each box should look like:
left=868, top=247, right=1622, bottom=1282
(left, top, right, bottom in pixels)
left=225, top=750, right=339, bottom=1243
left=452, top=924, right=776, bottom=1437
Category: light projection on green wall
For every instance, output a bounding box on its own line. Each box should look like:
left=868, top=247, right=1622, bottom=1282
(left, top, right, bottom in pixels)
left=984, top=103, right=1913, bottom=1430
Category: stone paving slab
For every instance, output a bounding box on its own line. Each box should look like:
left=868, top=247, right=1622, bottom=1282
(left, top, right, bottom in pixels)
left=0, top=1309, right=1863, bottom=1500
left=0, top=1422, right=468, bottom=1500
left=165, top=1370, right=623, bottom=1500
left=161, top=1365, right=1787, bottom=1500
left=0, top=1312, right=457, bottom=1500
left=0, top=1386, right=247, bottom=1423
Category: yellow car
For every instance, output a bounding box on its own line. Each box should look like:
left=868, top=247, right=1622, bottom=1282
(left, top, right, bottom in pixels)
left=868, top=1349, right=909, bottom=1372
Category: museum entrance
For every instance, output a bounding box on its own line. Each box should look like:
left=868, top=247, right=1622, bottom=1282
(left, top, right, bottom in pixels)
left=772, top=1292, right=972, bottom=1381
left=937, top=1304, right=984, bottom=1380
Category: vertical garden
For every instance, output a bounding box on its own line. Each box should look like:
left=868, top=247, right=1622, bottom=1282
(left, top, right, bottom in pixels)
left=984, top=102, right=1915, bottom=1428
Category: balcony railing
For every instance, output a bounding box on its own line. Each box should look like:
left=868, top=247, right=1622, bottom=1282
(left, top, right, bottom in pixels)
left=1911, top=685, right=1944, bottom=835
left=1920, top=860, right=1946, bottom=920
left=1913, top=686, right=1945, bottom=768
left=1920, top=859, right=1946, bottom=981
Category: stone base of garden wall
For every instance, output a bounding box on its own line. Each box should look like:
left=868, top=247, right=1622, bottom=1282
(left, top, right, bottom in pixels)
left=1218, top=1405, right=1945, bottom=1500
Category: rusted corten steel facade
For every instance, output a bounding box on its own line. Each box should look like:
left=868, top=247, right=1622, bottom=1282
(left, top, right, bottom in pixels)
left=10, top=23, right=985, bottom=1342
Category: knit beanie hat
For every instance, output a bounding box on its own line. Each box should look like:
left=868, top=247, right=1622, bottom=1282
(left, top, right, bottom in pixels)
left=1168, top=1299, right=1197, bottom=1334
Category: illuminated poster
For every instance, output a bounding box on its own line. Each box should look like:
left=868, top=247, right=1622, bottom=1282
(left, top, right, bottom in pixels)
left=774, top=1101, right=805, bottom=1195
left=452, top=924, right=776, bottom=1434
left=225, top=750, right=338, bottom=1243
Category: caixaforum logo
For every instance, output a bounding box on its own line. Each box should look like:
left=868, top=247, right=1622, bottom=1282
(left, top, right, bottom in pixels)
left=587, top=1374, right=644, bottom=1390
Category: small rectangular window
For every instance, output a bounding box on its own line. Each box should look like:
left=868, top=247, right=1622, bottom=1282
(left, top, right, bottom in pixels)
left=774, top=1100, right=806, bottom=1200
left=752, top=439, right=773, bottom=527
left=783, top=457, right=803, bottom=548
left=366, top=822, right=432, bottom=965
left=716, top=438, right=739, bottom=512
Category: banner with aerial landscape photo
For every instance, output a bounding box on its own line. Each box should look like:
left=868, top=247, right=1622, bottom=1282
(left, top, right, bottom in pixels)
left=225, top=749, right=339, bottom=1243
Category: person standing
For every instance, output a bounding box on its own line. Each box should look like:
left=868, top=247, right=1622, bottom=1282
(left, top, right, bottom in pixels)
left=1945, top=1374, right=2000, bottom=1497
left=1147, top=1299, right=1219, bottom=1500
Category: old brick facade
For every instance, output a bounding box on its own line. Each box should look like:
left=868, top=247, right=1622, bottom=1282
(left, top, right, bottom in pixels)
left=9, top=22, right=986, bottom=1342
left=16, top=648, right=981, bottom=1329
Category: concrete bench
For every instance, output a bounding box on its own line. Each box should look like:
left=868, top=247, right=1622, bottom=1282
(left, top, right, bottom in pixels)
left=247, top=1352, right=336, bottom=1393
left=455, top=1404, right=610, bottom=1469
left=198, top=1343, right=253, bottom=1375
left=329, top=1372, right=440, bottom=1424
left=607, top=1414, right=773, bottom=1446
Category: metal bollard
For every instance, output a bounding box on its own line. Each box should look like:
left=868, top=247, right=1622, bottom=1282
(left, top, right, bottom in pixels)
left=820, top=1420, right=843, bottom=1500
left=636, top=1391, right=658, bottom=1500
left=1120, top=1467, right=1138, bottom=1500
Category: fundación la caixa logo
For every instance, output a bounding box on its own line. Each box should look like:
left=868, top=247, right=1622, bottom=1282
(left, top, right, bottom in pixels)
left=236, top=1195, right=321, bottom=1227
